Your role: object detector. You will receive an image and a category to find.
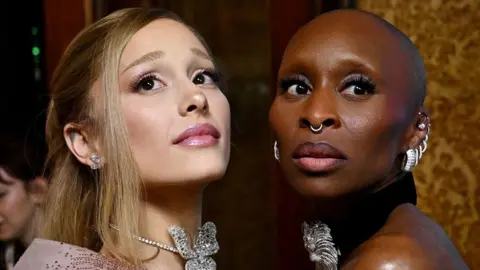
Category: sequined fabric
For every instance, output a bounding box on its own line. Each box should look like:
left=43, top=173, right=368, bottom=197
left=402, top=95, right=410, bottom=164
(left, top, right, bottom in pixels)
left=13, top=239, right=140, bottom=270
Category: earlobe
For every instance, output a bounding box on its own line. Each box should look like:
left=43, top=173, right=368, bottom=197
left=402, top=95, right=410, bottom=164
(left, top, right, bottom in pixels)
left=63, top=123, right=99, bottom=167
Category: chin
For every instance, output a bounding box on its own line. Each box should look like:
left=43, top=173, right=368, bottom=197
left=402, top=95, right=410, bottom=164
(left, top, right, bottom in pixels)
left=286, top=172, right=355, bottom=200
left=191, top=148, right=230, bottom=182
left=184, top=158, right=228, bottom=183
left=147, top=155, right=229, bottom=186
left=0, top=231, right=13, bottom=242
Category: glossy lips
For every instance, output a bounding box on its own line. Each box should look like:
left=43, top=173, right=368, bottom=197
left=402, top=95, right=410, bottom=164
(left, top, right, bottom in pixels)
left=173, top=123, right=220, bottom=147
left=292, top=142, right=347, bottom=173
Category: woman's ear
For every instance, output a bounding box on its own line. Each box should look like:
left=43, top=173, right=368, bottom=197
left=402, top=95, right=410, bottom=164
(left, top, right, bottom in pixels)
left=26, top=177, right=48, bottom=205
left=63, top=123, right=100, bottom=168
left=404, top=108, right=430, bottom=151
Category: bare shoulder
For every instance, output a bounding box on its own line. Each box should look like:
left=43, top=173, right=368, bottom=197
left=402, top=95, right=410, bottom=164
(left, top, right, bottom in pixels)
left=342, top=204, right=469, bottom=270
left=342, top=233, right=439, bottom=269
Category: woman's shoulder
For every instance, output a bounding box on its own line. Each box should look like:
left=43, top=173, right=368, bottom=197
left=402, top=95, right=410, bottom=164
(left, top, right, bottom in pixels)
left=344, top=204, right=468, bottom=269
left=13, top=238, right=138, bottom=270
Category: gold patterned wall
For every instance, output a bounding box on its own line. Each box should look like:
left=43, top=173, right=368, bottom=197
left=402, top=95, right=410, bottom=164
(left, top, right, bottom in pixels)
left=357, top=1, right=480, bottom=268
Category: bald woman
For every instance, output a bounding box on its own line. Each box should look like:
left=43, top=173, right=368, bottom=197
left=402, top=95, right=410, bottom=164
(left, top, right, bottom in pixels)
left=270, top=9, right=468, bottom=270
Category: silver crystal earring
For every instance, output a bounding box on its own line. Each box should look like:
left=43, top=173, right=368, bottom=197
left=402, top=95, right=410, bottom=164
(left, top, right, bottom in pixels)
left=402, top=148, right=418, bottom=172
left=89, top=153, right=101, bottom=170
left=274, top=141, right=280, bottom=161
left=402, top=119, right=430, bottom=172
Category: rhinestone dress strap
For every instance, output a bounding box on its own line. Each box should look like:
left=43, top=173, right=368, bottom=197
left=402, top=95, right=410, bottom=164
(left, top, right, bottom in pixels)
left=13, top=238, right=140, bottom=270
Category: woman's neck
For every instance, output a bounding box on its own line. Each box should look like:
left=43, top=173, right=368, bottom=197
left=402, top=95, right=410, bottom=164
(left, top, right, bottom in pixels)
left=309, top=172, right=417, bottom=259
left=139, top=185, right=204, bottom=270
left=311, top=170, right=405, bottom=223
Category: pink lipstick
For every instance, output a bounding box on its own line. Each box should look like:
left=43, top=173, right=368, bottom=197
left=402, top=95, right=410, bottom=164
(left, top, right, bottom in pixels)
left=173, top=123, right=220, bottom=147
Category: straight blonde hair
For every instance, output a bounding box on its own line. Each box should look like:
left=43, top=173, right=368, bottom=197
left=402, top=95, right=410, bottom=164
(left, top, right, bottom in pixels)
left=43, top=8, right=212, bottom=265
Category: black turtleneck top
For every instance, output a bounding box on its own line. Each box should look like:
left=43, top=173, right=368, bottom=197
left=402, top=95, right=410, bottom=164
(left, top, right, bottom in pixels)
left=325, top=172, right=417, bottom=260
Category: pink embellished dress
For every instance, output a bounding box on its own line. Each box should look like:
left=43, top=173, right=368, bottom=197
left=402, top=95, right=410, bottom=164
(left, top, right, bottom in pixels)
left=13, top=238, right=140, bottom=270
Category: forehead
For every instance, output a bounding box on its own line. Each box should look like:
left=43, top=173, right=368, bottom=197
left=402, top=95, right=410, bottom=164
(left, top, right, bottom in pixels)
left=0, top=167, right=18, bottom=186
left=121, top=19, right=206, bottom=64
left=281, top=15, right=405, bottom=75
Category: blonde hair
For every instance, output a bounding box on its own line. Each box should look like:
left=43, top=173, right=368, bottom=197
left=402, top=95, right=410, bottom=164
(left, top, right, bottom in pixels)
left=43, top=8, right=211, bottom=265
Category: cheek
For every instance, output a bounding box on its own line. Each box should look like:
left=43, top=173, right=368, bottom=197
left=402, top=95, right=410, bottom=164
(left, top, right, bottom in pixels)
left=122, top=97, right=171, bottom=158
left=0, top=189, right=32, bottom=224
left=269, top=99, right=287, bottom=136
left=343, top=100, right=406, bottom=167
left=269, top=99, right=297, bottom=142
left=208, top=91, right=231, bottom=135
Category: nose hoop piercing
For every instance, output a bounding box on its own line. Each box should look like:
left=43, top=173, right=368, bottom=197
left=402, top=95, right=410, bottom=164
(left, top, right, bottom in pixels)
left=310, top=124, right=323, bottom=134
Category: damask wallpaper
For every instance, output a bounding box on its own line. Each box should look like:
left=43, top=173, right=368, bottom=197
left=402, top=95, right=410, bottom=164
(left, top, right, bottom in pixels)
left=357, top=1, right=480, bottom=268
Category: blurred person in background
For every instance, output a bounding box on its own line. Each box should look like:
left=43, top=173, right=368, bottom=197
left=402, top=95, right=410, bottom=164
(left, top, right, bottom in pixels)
left=0, top=136, right=48, bottom=270
left=1, top=1, right=49, bottom=268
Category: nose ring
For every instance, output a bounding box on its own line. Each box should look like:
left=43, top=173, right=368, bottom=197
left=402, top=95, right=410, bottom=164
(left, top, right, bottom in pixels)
left=310, top=124, right=323, bottom=134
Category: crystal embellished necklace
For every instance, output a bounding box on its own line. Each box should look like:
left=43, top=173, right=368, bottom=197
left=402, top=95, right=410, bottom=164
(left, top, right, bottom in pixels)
left=302, top=221, right=341, bottom=270
left=110, top=222, right=219, bottom=270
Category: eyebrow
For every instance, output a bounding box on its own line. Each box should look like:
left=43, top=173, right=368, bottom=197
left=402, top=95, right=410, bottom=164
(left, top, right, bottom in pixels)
left=191, top=48, right=212, bottom=61
left=122, top=48, right=212, bottom=74
left=0, top=178, right=11, bottom=185
left=122, top=50, right=165, bottom=74
left=284, top=55, right=377, bottom=76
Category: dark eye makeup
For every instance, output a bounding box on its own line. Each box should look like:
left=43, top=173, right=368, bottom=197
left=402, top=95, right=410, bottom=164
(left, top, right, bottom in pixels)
left=340, top=73, right=377, bottom=96
left=278, top=74, right=312, bottom=96
left=130, top=68, right=223, bottom=92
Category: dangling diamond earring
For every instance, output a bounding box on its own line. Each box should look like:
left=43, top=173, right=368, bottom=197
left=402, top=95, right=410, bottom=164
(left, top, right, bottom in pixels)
left=89, top=153, right=101, bottom=170
left=274, top=141, right=280, bottom=161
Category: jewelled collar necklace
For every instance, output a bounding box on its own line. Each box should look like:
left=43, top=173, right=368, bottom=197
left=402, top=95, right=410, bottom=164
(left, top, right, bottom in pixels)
left=110, top=222, right=219, bottom=270
left=302, top=221, right=341, bottom=270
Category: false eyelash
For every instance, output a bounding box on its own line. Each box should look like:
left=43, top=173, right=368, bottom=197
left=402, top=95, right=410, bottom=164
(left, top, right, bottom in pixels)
left=130, top=73, right=161, bottom=91
left=200, top=68, right=222, bottom=85
left=278, top=74, right=311, bottom=92
left=343, top=74, right=376, bottom=92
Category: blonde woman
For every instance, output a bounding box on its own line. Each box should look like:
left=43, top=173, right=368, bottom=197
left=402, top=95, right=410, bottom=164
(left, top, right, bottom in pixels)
left=14, top=8, right=230, bottom=270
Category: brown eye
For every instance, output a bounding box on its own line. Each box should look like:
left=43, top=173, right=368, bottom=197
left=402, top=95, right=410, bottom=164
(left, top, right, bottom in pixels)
left=140, top=79, right=156, bottom=90
left=192, top=69, right=220, bottom=86
left=193, top=74, right=207, bottom=84
left=340, top=74, right=376, bottom=99
left=133, top=75, right=165, bottom=92
left=287, top=83, right=310, bottom=96
left=343, top=85, right=370, bottom=95
left=279, top=75, right=312, bottom=97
